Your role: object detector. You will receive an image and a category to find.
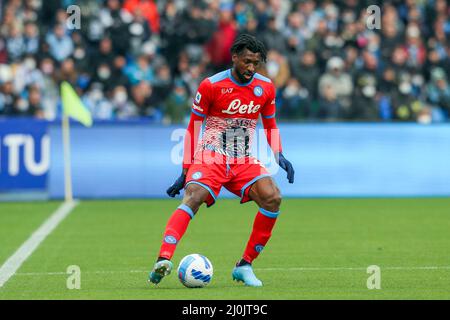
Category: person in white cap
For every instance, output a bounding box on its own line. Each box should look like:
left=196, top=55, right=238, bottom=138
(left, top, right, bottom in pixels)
left=318, top=56, right=353, bottom=118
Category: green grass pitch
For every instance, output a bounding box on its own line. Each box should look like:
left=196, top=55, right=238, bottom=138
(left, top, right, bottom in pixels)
left=0, top=198, right=449, bottom=300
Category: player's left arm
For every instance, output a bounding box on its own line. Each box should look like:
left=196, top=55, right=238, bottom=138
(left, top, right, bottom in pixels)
left=261, top=85, right=295, bottom=184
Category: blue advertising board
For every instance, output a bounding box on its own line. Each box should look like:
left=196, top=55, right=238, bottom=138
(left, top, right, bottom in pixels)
left=0, top=118, right=49, bottom=191
left=1, top=118, right=449, bottom=198
left=47, top=122, right=450, bottom=199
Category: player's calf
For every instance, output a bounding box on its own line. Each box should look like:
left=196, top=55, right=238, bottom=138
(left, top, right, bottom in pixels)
left=150, top=185, right=210, bottom=286
left=233, top=178, right=281, bottom=286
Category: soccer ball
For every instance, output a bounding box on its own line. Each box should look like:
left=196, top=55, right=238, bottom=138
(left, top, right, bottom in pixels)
left=177, top=254, right=213, bottom=288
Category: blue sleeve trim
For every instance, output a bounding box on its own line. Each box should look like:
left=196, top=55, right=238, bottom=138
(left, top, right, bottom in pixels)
left=192, top=109, right=206, bottom=118
left=240, top=174, right=272, bottom=198
left=254, top=73, right=272, bottom=83
left=178, top=204, right=195, bottom=219
left=259, top=208, right=280, bottom=218
left=208, top=70, right=229, bottom=84
left=261, top=113, right=276, bottom=119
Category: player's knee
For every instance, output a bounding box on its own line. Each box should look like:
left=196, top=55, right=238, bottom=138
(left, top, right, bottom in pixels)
left=183, top=185, right=208, bottom=213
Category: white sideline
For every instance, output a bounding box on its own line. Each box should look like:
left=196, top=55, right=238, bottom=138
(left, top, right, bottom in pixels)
left=0, top=201, right=79, bottom=288
left=12, top=266, right=450, bottom=277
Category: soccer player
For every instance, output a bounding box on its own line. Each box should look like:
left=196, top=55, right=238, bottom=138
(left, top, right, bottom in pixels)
left=149, top=34, right=294, bottom=287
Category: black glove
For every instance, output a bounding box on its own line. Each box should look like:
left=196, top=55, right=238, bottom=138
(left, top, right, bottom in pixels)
left=166, top=173, right=186, bottom=197
left=277, top=152, right=295, bottom=184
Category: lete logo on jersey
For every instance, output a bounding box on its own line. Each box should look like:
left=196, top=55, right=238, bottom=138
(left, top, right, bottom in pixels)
left=222, top=99, right=261, bottom=115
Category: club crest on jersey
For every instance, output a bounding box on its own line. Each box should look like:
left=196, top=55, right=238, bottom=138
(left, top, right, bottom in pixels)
left=254, top=85, right=263, bottom=97
left=192, top=171, right=202, bottom=180
left=195, top=92, right=202, bottom=104
left=222, top=99, right=261, bottom=115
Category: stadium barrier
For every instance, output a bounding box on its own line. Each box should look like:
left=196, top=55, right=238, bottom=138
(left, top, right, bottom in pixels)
left=1, top=118, right=449, bottom=199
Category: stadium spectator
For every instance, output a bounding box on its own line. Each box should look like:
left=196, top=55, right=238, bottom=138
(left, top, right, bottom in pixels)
left=23, top=21, right=39, bottom=55
left=111, top=85, right=138, bottom=119
left=100, top=0, right=133, bottom=56
left=163, top=79, right=190, bottom=124
left=290, top=50, right=320, bottom=101
left=351, top=51, right=381, bottom=120
left=425, top=67, right=450, bottom=121
left=317, top=79, right=343, bottom=120
left=391, top=72, right=423, bottom=122
left=37, top=57, right=59, bottom=119
left=404, top=24, right=426, bottom=70
left=109, top=55, right=130, bottom=89
left=206, top=3, right=237, bottom=72
left=124, top=54, right=154, bottom=85
left=5, top=24, right=25, bottom=62
left=0, top=79, right=16, bottom=115
left=26, top=84, right=44, bottom=118
left=123, top=0, right=160, bottom=34
left=71, top=31, right=90, bottom=73
left=283, top=11, right=306, bottom=52
left=265, top=49, right=290, bottom=89
left=318, top=56, right=353, bottom=118
left=131, top=80, right=160, bottom=118
left=83, top=82, right=115, bottom=119
left=260, top=16, right=287, bottom=54
left=279, top=77, right=311, bottom=120
left=45, top=24, right=74, bottom=62
left=13, top=54, right=43, bottom=94
left=90, top=37, right=116, bottom=72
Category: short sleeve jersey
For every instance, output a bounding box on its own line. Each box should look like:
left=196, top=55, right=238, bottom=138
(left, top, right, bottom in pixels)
left=191, top=69, right=276, bottom=158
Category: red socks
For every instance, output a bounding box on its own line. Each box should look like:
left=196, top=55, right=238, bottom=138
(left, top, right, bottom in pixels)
left=158, top=205, right=279, bottom=264
left=242, top=208, right=279, bottom=263
left=158, top=204, right=194, bottom=260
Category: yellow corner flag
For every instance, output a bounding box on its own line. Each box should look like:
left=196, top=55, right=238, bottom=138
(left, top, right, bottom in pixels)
left=61, top=81, right=93, bottom=127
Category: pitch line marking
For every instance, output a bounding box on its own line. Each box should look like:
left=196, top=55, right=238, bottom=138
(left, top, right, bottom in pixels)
left=258, top=266, right=450, bottom=271
left=0, top=201, right=79, bottom=288
left=13, top=266, right=450, bottom=277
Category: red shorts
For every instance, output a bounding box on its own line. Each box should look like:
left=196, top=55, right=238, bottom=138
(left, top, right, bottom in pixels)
left=185, top=150, right=271, bottom=207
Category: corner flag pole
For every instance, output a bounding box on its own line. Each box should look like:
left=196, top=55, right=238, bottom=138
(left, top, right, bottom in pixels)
left=60, top=81, right=92, bottom=203
left=62, top=114, right=73, bottom=203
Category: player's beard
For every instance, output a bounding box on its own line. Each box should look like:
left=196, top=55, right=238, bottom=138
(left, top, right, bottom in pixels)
left=234, top=67, right=253, bottom=83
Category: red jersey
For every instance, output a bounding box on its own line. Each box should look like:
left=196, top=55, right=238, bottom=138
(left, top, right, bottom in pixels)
left=190, top=69, right=277, bottom=159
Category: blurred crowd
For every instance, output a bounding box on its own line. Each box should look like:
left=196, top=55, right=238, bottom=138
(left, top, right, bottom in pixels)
left=0, top=0, right=449, bottom=124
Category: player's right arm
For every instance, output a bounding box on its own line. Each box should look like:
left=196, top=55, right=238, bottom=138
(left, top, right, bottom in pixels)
left=167, top=79, right=212, bottom=197
left=181, top=112, right=205, bottom=175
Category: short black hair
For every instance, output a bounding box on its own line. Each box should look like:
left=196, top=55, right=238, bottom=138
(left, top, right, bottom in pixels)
left=230, top=34, right=267, bottom=63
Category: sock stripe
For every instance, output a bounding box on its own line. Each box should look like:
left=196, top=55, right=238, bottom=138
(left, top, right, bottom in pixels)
left=178, top=204, right=195, bottom=219
left=259, top=208, right=280, bottom=218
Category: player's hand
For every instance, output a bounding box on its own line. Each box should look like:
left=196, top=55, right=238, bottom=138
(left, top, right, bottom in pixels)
left=166, top=173, right=186, bottom=197
left=276, top=152, right=295, bottom=184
